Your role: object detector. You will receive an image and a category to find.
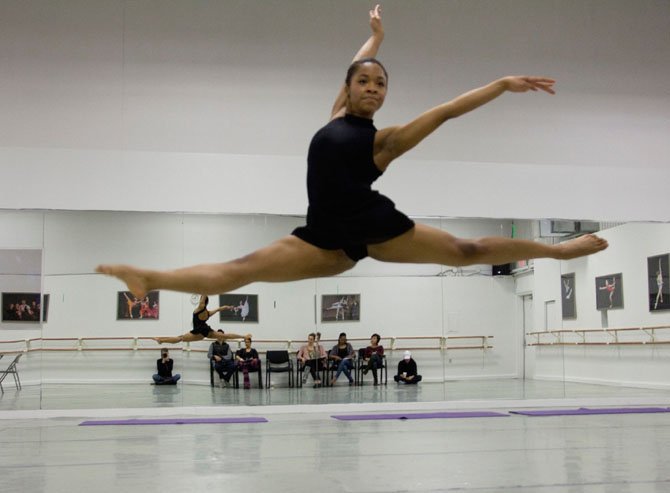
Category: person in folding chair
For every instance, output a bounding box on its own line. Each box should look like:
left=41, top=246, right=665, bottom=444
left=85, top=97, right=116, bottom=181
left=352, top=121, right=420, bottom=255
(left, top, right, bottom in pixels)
left=329, top=332, right=355, bottom=386
left=298, top=332, right=327, bottom=388
left=235, top=335, right=260, bottom=389
left=361, top=333, right=384, bottom=385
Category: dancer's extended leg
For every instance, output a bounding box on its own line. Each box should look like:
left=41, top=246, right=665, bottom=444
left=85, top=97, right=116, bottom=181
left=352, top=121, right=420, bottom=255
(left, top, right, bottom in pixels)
left=368, top=224, right=608, bottom=266
left=154, top=332, right=204, bottom=344
left=97, top=236, right=355, bottom=298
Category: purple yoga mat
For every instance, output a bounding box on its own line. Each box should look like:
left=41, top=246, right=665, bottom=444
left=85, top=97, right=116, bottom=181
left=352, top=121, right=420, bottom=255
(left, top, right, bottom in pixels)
left=510, top=407, right=670, bottom=417
left=331, top=411, right=508, bottom=421
left=79, top=417, right=268, bottom=426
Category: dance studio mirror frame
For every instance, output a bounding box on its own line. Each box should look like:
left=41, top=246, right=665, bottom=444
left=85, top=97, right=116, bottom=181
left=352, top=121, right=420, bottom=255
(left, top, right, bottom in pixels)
left=1, top=210, right=669, bottom=412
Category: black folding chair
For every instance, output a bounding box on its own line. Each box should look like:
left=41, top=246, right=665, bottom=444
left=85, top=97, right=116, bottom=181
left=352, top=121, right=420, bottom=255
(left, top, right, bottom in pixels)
left=265, top=350, right=294, bottom=388
left=0, top=353, right=22, bottom=393
left=356, top=348, right=387, bottom=385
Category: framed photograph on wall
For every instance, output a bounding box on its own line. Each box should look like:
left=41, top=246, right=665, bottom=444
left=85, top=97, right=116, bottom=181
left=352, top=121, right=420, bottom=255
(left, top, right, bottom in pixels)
left=595, top=273, right=623, bottom=311
left=218, top=294, right=258, bottom=323
left=648, top=254, right=670, bottom=311
left=321, top=294, right=360, bottom=322
left=561, top=273, right=576, bottom=319
left=2, top=292, right=42, bottom=322
left=117, top=291, right=160, bottom=320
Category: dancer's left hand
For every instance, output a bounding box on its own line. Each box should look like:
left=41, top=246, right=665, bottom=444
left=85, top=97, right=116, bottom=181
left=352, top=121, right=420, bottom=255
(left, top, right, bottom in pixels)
left=503, top=76, right=556, bottom=95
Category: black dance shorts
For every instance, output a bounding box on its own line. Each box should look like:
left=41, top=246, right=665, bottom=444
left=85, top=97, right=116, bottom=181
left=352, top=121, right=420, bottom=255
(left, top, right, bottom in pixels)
left=292, top=197, right=415, bottom=262
left=190, top=323, right=212, bottom=338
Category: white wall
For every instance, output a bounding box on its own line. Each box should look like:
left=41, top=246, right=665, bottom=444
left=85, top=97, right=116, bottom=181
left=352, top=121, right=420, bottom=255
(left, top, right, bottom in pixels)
left=530, top=223, right=670, bottom=388
left=1, top=0, right=668, bottom=221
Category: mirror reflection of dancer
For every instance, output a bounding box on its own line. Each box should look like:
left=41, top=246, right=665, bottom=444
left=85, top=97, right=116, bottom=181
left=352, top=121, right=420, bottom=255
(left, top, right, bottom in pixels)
left=599, top=278, right=617, bottom=309
left=655, top=260, right=664, bottom=309
left=325, top=297, right=348, bottom=320
left=97, top=5, right=608, bottom=301
left=153, top=295, right=249, bottom=344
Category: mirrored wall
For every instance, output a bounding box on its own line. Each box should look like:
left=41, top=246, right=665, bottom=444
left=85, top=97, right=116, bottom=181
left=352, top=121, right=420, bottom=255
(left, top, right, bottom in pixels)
left=1, top=210, right=669, bottom=411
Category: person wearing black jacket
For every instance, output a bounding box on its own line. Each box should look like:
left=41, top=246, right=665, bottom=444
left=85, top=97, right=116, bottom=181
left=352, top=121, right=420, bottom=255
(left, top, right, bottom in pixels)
left=394, top=350, right=421, bottom=384
left=153, top=349, right=181, bottom=385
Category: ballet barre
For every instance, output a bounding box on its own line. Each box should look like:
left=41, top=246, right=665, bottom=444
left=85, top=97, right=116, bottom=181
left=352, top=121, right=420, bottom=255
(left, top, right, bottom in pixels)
left=0, top=335, right=494, bottom=355
left=526, top=325, right=670, bottom=346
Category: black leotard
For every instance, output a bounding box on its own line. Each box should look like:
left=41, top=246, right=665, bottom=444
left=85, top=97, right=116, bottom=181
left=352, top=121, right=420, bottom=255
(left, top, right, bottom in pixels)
left=292, top=114, right=414, bottom=261
left=191, top=307, right=212, bottom=337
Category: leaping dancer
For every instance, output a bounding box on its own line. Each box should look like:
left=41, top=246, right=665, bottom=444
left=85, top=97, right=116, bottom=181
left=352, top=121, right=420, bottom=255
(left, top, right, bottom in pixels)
left=96, top=5, right=608, bottom=301
left=152, top=295, right=249, bottom=345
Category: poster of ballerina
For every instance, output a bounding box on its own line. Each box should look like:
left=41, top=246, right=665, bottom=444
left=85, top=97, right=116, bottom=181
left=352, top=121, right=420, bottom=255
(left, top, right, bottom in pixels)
left=218, top=294, right=259, bottom=323
left=595, top=273, right=623, bottom=311
left=561, top=273, right=576, bottom=319
left=321, top=294, right=360, bottom=322
left=647, top=254, right=670, bottom=311
left=116, top=291, right=160, bottom=320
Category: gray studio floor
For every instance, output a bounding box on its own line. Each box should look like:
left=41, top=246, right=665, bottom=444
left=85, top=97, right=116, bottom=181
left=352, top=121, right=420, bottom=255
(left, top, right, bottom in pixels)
left=2, top=380, right=670, bottom=492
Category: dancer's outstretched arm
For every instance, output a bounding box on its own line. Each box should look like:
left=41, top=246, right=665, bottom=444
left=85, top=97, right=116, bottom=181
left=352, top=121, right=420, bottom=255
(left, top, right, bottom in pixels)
left=208, top=305, right=235, bottom=317
left=331, top=4, right=384, bottom=120
left=373, top=76, right=556, bottom=170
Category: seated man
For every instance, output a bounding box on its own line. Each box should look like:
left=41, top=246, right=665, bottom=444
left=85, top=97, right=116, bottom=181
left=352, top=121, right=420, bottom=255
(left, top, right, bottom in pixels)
left=153, top=349, right=181, bottom=385
left=394, top=350, right=422, bottom=384
left=208, top=330, right=236, bottom=387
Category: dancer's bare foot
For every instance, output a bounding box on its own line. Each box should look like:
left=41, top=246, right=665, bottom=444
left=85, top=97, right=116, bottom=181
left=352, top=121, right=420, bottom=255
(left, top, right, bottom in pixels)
left=95, top=264, right=151, bottom=299
left=555, top=234, right=608, bottom=260
left=152, top=337, right=164, bottom=344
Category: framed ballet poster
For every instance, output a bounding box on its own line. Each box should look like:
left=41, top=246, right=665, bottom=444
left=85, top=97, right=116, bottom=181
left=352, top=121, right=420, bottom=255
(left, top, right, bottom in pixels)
left=117, top=291, right=160, bottom=320
left=595, top=273, right=623, bottom=311
left=561, top=273, right=576, bottom=319
left=218, top=294, right=258, bottom=323
left=2, top=292, right=42, bottom=323
left=321, top=294, right=360, bottom=322
left=648, top=254, right=670, bottom=311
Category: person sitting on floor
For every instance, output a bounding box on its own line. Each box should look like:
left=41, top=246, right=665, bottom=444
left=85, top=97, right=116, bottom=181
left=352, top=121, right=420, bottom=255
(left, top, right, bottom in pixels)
left=394, top=350, right=422, bottom=384
left=153, top=348, right=181, bottom=385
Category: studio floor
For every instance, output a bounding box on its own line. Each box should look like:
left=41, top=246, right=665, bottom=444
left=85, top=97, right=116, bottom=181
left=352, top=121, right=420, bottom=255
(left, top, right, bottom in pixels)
left=2, top=380, right=670, bottom=492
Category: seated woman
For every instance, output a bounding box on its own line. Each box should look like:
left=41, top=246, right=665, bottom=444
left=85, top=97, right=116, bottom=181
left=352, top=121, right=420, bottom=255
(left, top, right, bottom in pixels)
left=153, top=295, right=248, bottom=345
left=329, top=332, right=355, bottom=386
left=297, top=332, right=327, bottom=387
left=235, top=335, right=260, bottom=389
left=394, top=351, right=422, bottom=384
left=361, top=333, right=384, bottom=385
